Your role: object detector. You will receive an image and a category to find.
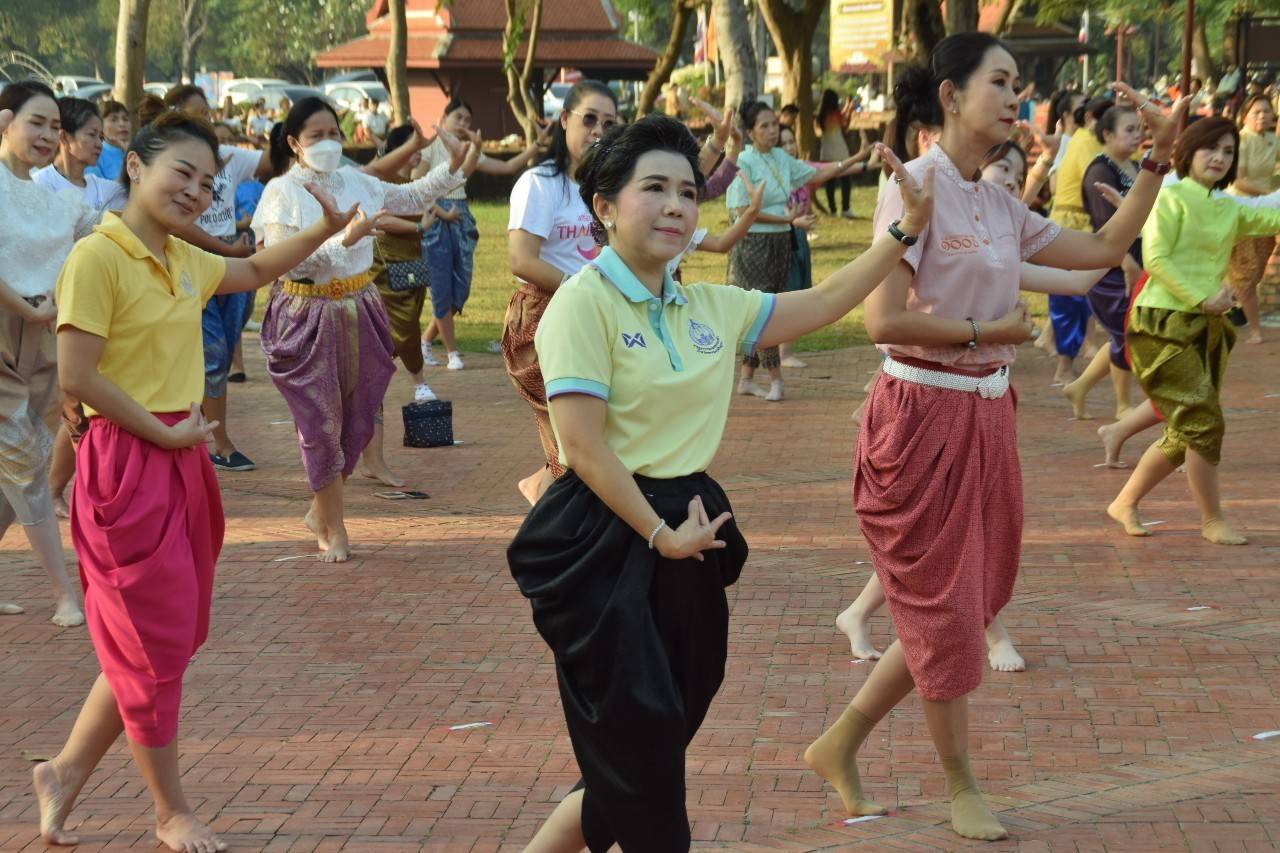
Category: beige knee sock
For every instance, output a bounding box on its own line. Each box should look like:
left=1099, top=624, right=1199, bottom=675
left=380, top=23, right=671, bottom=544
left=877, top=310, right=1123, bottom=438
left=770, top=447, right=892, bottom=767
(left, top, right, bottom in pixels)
left=941, top=754, right=1007, bottom=841
left=804, top=706, right=887, bottom=816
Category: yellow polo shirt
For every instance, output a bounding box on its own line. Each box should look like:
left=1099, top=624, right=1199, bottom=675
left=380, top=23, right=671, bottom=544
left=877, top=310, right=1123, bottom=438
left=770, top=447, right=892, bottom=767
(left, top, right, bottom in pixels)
left=1051, top=130, right=1103, bottom=225
left=56, top=212, right=226, bottom=416
left=536, top=247, right=774, bottom=478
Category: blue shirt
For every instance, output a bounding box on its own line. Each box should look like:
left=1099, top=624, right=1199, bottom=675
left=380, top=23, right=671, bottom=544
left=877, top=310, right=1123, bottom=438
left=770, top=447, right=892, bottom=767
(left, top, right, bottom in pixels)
left=86, top=142, right=124, bottom=181
left=726, top=145, right=817, bottom=234
left=235, top=179, right=265, bottom=223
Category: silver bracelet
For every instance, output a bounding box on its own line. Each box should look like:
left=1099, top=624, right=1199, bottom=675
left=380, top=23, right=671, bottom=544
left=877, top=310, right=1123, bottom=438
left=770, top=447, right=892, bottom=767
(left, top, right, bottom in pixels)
left=647, top=519, right=667, bottom=550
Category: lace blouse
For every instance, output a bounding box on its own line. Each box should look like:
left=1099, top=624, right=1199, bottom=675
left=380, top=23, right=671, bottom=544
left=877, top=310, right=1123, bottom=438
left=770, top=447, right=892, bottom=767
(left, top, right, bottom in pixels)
left=0, top=160, right=98, bottom=297
left=251, top=162, right=464, bottom=282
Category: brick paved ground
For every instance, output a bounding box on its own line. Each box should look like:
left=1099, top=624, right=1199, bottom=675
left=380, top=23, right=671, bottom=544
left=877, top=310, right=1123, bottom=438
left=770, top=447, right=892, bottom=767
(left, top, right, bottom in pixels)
left=0, top=331, right=1277, bottom=852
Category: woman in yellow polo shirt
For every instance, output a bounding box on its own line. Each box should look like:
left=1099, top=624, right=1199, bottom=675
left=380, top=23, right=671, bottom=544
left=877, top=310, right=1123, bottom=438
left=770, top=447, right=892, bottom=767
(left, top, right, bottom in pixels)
left=508, top=114, right=938, bottom=853
left=36, top=112, right=364, bottom=853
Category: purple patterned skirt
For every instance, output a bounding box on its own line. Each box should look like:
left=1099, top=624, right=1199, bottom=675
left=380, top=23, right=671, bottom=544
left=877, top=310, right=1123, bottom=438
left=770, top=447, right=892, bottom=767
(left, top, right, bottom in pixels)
left=260, top=279, right=395, bottom=491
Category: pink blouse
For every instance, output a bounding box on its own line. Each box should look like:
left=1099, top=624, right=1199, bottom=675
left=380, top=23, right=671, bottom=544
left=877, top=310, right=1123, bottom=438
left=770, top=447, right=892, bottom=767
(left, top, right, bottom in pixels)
left=872, top=144, right=1061, bottom=368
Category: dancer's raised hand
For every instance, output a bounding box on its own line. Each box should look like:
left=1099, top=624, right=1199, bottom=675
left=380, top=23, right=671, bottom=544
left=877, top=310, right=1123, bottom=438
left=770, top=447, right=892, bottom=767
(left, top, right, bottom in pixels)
left=876, top=142, right=934, bottom=235
left=1112, top=83, right=1187, bottom=161
left=654, top=496, right=732, bottom=563
left=304, top=182, right=360, bottom=237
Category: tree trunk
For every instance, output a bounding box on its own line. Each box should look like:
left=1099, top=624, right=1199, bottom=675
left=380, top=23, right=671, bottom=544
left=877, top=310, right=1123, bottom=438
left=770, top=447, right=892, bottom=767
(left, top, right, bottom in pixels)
left=386, top=0, right=411, bottom=125
left=503, top=0, right=545, bottom=141
left=1191, top=16, right=1216, bottom=87
left=179, top=0, right=207, bottom=84
left=900, top=0, right=944, bottom=65
left=760, top=0, right=825, bottom=157
left=113, top=0, right=152, bottom=130
left=713, top=0, right=757, bottom=111
left=993, top=0, right=1024, bottom=37
left=637, top=0, right=696, bottom=118
left=944, top=0, right=978, bottom=36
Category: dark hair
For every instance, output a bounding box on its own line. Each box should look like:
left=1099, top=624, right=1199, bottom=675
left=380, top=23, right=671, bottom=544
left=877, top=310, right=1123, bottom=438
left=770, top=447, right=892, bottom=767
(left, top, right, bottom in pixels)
left=58, top=97, right=101, bottom=136
left=891, top=32, right=1010, bottom=163
left=0, top=79, right=57, bottom=117
left=574, top=114, right=704, bottom=246
left=1173, top=116, right=1238, bottom=190
left=268, top=96, right=342, bottom=176
left=540, top=79, right=617, bottom=178
left=780, top=103, right=799, bottom=116
left=818, top=88, right=841, bottom=123
left=1094, top=104, right=1137, bottom=145
left=443, top=97, right=473, bottom=117
left=1237, top=94, right=1274, bottom=129
left=740, top=100, right=774, bottom=132
left=1074, top=96, right=1112, bottom=129
left=119, top=110, right=220, bottom=197
left=1047, top=89, right=1083, bottom=133
left=137, top=95, right=167, bottom=126
left=383, top=122, right=415, bottom=154
left=164, top=84, right=208, bottom=111
left=981, top=139, right=1025, bottom=173
left=101, top=99, right=127, bottom=119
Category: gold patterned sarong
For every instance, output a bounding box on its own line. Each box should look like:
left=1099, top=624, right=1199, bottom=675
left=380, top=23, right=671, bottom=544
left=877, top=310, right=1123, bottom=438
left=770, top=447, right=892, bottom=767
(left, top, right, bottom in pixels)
left=371, top=232, right=427, bottom=375
left=1127, top=306, right=1235, bottom=466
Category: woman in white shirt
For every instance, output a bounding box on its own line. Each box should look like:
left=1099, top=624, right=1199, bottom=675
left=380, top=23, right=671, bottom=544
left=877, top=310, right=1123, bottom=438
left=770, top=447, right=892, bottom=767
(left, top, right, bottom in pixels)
left=504, top=80, right=619, bottom=505
left=252, top=97, right=477, bottom=563
left=0, top=82, right=93, bottom=628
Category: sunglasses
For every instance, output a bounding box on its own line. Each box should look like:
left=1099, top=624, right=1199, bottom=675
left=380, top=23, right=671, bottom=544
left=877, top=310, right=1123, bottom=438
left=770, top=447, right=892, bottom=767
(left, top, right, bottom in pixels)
left=571, top=110, right=618, bottom=132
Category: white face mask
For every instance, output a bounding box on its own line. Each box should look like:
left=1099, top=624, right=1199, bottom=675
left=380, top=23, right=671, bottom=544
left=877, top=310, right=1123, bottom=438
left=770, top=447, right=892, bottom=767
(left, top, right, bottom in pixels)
left=299, top=138, right=343, bottom=172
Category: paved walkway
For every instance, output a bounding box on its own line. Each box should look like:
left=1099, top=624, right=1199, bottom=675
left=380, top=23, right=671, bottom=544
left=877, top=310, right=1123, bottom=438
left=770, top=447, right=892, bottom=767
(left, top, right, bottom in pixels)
left=1, top=332, right=1278, bottom=852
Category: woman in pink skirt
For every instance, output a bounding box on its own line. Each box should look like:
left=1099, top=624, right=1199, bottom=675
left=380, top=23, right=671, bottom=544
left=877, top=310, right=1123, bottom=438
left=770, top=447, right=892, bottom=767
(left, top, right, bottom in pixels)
left=802, top=33, right=1186, bottom=842
left=36, top=111, right=363, bottom=852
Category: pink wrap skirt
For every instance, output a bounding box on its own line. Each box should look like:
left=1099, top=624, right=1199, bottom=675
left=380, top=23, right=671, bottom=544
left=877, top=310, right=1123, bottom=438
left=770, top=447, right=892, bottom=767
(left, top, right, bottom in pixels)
left=71, top=413, right=224, bottom=747
left=853, top=360, right=1022, bottom=701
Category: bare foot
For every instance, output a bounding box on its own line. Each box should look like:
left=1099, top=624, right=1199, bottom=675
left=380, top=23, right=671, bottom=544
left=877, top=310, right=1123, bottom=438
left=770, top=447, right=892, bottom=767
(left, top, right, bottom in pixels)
left=1097, top=422, right=1128, bottom=468
left=155, top=811, right=227, bottom=853
left=304, top=505, right=329, bottom=552
left=1062, top=378, right=1091, bottom=420
left=53, top=495, right=70, bottom=519
left=1244, top=332, right=1263, bottom=345
left=358, top=460, right=406, bottom=488
left=319, top=525, right=350, bottom=563
left=517, top=472, right=541, bottom=507
left=1051, top=370, right=1073, bottom=386
left=1107, top=499, right=1151, bottom=536
left=33, top=760, right=82, bottom=846
left=987, top=638, right=1025, bottom=672
left=0, top=601, right=23, bottom=615
left=835, top=606, right=881, bottom=660
left=1201, top=518, right=1247, bottom=546
left=51, top=598, right=84, bottom=628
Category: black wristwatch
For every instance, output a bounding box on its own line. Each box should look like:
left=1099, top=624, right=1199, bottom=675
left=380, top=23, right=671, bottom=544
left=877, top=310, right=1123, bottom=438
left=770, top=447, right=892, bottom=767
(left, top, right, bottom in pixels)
left=888, top=219, right=918, bottom=246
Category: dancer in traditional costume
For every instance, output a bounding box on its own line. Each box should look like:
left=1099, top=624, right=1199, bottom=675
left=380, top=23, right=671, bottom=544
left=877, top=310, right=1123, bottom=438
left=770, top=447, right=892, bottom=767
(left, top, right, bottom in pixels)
left=251, top=97, right=477, bottom=562
left=505, top=80, right=619, bottom=505
left=34, top=110, right=365, bottom=853
left=802, top=34, right=1185, bottom=842
left=1107, top=116, right=1280, bottom=545
left=1226, top=94, right=1278, bottom=344
left=510, top=115, right=933, bottom=853
left=0, top=82, right=92, bottom=627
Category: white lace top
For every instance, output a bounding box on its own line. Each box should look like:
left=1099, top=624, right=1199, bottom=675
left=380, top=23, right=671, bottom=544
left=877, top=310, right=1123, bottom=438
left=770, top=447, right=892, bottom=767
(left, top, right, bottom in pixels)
left=251, top=162, right=464, bottom=282
left=0, top=160, right=98, bottom=297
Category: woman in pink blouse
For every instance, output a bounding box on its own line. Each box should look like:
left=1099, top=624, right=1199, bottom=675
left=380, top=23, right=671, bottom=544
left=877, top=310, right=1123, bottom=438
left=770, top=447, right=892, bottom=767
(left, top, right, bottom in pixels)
left=803, top=32, right=1185, bottom=843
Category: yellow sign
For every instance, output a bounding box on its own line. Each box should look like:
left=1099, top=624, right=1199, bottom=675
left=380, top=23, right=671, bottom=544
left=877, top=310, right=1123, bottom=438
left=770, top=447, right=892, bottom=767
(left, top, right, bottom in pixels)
left=829, top=0, right=895, bottom=72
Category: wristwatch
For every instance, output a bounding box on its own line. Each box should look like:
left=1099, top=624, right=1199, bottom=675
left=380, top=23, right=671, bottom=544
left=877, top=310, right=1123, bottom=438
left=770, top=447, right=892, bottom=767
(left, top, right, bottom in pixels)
left=1139, top=155, right=1172, bottom=176
left=888, top=219, right=918, bottom=246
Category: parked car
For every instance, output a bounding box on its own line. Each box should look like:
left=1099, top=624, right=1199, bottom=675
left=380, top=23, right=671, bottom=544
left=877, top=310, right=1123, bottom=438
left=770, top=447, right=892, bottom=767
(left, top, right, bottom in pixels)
left=259, top=85, right=330, bottom=110
left=53, top=75, right=104, bottom=95
left=143, top=82, right=176, bottom=98
left=72, top=83, right=113, bottom=102
left=543, top=82, right=572, bottom=118
left=324, top=80, right=388, bottom=111
left=324, top=70, right=378, bottom=85
left=223, top=78, right=291, bottom=105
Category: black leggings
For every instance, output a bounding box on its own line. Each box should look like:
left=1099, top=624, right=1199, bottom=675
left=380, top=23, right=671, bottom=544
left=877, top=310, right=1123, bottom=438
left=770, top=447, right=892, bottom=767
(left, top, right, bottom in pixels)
left=825, top=173, right=852, bottom=213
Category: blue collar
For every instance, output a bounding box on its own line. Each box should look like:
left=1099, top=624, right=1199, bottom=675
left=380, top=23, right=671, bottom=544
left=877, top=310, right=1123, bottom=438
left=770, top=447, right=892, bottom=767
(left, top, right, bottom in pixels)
left=593, top=246, right=688, bottom=306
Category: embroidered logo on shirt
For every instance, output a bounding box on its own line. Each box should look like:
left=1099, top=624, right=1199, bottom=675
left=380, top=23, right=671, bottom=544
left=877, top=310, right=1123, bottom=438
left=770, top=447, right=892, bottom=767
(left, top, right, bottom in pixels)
left=622, top=332, right=647, bottom=349
left=939, top=234, right=981, bottom=255
left=688, top=319, right=722, bottom=355
left=179, top=271, right=196, bottom=297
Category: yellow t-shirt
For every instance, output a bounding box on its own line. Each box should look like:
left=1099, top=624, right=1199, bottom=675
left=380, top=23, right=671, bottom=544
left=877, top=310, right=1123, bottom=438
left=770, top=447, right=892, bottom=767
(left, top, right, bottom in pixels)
left=56, top=212, right=227, bottom=415
left=535, top=247, right=774, bottom=478
left=1051, top=130, right=1103, bottom=224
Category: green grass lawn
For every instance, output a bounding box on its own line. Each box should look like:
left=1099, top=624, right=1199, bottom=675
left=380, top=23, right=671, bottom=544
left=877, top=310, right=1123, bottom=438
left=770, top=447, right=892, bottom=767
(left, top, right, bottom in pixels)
left=257, top=185, right=1050, bottom=354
